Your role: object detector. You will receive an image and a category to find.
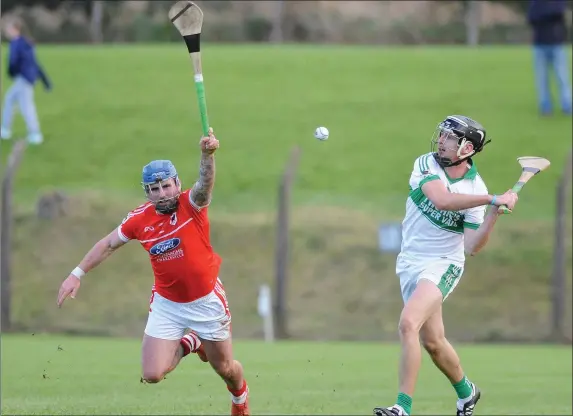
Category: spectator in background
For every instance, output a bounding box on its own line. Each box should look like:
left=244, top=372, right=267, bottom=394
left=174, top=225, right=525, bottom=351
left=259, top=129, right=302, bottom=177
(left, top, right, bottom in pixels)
left=527, top=0, right=572, bottom=116
left=1, top=16, right=52, bottom=145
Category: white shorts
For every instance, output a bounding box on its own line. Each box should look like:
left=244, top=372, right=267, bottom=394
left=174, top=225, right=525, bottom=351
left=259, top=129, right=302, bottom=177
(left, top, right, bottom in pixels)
left=396, top=255, right=464, bottom=303
left=144, top=278, right=232, bottom=341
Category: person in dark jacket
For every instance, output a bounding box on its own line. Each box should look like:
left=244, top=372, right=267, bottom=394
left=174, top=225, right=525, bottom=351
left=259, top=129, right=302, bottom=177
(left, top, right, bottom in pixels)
left=527, top=0, right=572, bottom=116
left=1, top=17, right=52, bottom=144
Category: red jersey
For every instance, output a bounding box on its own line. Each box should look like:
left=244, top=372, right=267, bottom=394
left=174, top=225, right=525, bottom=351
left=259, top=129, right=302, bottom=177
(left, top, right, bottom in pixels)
left=117, top=189, right=222, bottom=303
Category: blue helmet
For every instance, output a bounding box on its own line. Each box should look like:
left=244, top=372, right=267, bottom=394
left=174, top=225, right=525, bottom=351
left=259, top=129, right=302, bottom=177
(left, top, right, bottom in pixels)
left=141, top=160, right=181, bottom=214
left=142, top=160, right=178, bottom=185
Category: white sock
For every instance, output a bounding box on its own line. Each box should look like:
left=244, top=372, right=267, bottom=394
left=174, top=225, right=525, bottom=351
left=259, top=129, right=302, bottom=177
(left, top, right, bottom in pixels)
left=230, top=386, right=248, bottom=404
left=181, top=332, right=201, bottom=354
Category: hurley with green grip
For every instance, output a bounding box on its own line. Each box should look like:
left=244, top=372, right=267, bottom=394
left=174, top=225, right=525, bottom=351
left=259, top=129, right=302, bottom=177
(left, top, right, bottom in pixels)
left=498, top=156, right=551, bottom=214
left=169, top=1, right=210, bottom=137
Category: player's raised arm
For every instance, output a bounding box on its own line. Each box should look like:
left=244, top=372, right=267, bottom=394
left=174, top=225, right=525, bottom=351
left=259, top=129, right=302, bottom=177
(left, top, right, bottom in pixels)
left=190, top=128, right=219, bottom=209
left=56, top=228, right=127, bottom=307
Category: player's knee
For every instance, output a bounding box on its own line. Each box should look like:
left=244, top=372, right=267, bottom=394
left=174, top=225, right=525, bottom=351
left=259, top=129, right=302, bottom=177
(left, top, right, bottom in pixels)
left=398, top=315, right=420, bottom=336
left=421, top=336, right=444, bottom=356
left=142, top=370, right=166, bottom=384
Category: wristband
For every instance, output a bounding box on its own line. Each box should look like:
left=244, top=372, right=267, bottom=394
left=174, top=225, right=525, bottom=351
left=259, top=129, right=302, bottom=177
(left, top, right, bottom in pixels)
left=490, top=195, right=497, bottom=205
left=71, top=266, right=85, bottom=279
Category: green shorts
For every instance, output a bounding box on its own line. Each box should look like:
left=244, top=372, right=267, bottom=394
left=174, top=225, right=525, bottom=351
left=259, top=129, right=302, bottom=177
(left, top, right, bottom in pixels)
left=396, top=255, right=464, bottom=303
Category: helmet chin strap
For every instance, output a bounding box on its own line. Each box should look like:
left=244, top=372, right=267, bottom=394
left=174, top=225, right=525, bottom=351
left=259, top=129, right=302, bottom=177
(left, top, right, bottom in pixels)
left=443, top=158, right=467, bottom=167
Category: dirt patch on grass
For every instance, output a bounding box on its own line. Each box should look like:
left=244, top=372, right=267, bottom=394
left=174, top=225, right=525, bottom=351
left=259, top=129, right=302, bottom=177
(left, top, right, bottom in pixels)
left=9, top=193, right=572, bottom=342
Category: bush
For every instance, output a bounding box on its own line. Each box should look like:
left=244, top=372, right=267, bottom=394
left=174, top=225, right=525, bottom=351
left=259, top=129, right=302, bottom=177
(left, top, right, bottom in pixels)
left=243, top=16, right=273, bottom=42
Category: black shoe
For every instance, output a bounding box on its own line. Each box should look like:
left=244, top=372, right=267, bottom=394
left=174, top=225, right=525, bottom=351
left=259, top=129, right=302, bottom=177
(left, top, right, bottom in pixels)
left=456, top=384, right=481, bottom=416
left=373, top=406, right=406, bottom=416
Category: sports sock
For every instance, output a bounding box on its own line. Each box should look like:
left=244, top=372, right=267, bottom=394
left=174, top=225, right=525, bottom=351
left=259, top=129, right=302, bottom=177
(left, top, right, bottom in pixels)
left=452, top=375, right=473, bottom=400
left=228, top=380, right=248, bottom=405
left=180, top=333, right=201, bottom=357
left=396, top=392, right=412, bottom=415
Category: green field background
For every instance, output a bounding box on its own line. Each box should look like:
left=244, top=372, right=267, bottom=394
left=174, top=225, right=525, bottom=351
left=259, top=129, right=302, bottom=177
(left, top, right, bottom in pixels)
left=1, top=45, right=571, bottom=345
left=1, top=334, right=571, bottom=415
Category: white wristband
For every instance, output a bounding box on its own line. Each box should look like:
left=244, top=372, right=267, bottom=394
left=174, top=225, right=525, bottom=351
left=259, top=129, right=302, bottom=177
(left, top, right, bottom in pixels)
left=71, top=266, right=85, bottom=279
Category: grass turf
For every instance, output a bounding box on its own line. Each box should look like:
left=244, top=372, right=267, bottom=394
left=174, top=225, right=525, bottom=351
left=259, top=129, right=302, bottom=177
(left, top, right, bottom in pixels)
left=1, top=334, right=572, bottom=415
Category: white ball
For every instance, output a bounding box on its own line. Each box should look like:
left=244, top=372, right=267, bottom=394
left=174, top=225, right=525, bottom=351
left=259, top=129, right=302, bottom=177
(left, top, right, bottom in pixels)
left=314, top=126, right=329, bottom=141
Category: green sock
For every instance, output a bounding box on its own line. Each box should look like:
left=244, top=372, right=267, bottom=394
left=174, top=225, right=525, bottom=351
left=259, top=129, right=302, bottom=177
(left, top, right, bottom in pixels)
left=396, top=392, right=412, bottom=415
left=452, top=375, right=473, bottom=399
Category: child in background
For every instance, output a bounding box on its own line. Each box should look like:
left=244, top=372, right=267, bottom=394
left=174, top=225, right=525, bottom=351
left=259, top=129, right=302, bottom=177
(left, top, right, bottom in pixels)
left=1, top=16, right=52, bottom=145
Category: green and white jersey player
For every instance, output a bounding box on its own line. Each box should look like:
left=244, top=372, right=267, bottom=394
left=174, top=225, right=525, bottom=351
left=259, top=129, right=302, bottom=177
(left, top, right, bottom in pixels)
left=373, top=115, right=519, bottom=416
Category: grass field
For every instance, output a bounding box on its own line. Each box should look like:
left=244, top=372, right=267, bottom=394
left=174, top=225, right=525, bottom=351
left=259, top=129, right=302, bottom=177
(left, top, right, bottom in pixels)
left=0, top=45, right=571, bottom=342
left=1, top=334, right=572, bottom=415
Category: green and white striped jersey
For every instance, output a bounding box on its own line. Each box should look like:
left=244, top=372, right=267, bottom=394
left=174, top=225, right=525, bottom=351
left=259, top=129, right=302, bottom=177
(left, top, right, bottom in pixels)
left=399, top=152, right=488, bottom=264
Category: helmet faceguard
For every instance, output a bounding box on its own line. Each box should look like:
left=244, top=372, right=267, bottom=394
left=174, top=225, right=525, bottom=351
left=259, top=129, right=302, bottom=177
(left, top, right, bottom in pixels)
left=431, top=115, right=490, bottom=168
left=141, top=160, right=181, bottom=215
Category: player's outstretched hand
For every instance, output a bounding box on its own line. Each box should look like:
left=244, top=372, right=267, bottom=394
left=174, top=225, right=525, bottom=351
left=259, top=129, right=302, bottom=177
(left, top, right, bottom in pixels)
left=200, top=127, right=219, bottom=155
left=57, top=275, right=81, bottom=308
left=493, top=189, right=518, bottom=213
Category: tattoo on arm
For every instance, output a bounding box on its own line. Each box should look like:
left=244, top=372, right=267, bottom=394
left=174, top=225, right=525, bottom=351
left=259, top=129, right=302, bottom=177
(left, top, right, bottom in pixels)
left=191, top=153, right=215, bottom=207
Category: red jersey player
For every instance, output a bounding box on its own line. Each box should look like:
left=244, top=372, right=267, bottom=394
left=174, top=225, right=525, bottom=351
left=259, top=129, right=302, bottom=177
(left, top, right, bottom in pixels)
left=56, top=129, right=250, bottom=415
